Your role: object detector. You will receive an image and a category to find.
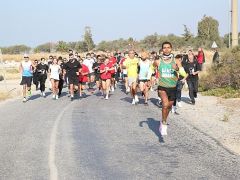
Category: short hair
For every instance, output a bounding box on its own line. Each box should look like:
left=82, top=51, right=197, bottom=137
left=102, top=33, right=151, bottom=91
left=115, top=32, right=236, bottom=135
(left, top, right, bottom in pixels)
left=151, top=51, right=157, bottom=55
left=175, top=54, right=182, bottom=59
left=69, top=53, right=74, bottom=57
left=161, top=41, right=172, bottom=49
left=41, top=58, right=45, bottom=61
left=86, top=53, right=91, bottom=56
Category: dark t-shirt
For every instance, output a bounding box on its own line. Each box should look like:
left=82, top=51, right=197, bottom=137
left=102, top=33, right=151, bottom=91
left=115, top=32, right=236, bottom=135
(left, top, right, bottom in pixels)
left=184, top=59, right=200, bottom=80
left=36, top=63, right=49, bottom=76
left=64, top=59, right=82, bottom=77
left=93, top=62, right=101, bottom=74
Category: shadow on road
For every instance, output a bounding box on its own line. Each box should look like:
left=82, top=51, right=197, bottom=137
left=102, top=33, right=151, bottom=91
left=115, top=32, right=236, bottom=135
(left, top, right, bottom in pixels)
left=139, top=118, right=164, bottom=143
left=181, top=97, right=192, bottom=105
left=149, top=98, right=162, bottom=108
left=120, top=97, right=133, bottom=103
left=28, top=94, right=41, bottom=101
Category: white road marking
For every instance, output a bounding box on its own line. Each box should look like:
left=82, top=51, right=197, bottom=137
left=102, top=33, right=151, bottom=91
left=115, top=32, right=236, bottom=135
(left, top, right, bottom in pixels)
left=48, top=102, right=73, bottom=180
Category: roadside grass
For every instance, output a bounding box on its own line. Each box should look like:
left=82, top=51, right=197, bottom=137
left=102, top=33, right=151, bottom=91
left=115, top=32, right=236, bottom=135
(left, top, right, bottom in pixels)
left=201, top=87, right=240, bottom=98
left=0, top=91, right=11, bottom=101
left=0, top=68, right=20, bottom=80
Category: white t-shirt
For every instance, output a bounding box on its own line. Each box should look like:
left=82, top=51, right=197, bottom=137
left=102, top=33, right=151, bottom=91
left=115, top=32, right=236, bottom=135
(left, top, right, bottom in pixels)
left=83, top=58, right=95, bottom=73
left=49, top=64, right=60, bottom=80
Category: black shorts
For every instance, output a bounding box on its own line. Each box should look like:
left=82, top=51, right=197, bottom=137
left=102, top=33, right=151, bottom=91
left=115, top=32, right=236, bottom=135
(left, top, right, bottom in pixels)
left=79, top=81, right=87, bottom=85
left=20, top=76, right=32, bottom=87
left=68, top=75, right=79, bottom=85
left=95, top=74, right=100, bottom=81
left=158, top=86, right=177, bottom=101
left=139, top=79, right=149, bottom=83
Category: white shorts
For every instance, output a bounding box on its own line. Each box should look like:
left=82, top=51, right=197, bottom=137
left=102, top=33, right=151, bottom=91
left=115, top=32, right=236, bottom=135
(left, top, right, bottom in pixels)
left=128, top=77, right=137, bottom=87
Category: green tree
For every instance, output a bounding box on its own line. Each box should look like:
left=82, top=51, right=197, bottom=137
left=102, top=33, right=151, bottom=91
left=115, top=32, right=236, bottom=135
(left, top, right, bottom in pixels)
left=197, top=15, right=221, bottom=47
left=97, top=41, right=111, bottom=51
left=83, top=26, right=95, bottom=51
left=182, top=25, right=193, bottom=41
left=141, top=33, right=159, bottom=50
left=75, top=41, right=88, bottom=53
left=68, top=42, right=77, bottom=51
left=56, top=41, right=69, bottom=52
left=34, top=43, right=54, bottom=53
left=1, top=45, right=31, bottom=54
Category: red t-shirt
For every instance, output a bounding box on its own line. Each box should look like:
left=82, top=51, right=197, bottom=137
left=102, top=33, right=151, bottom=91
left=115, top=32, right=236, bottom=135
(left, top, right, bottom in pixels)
left=100, top=63, right=112, bottom=80
left=109, top=56, right=117, bottom=74
left=197, top=51, right=204, bottom=64
left=120, top=57, right=126, bottom=65
left=79, top=64, right=89, bottom=82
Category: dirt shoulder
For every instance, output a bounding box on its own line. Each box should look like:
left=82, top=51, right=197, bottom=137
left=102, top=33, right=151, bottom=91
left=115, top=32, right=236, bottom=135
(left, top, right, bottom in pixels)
left=0, top=79, right=22, bottom=101
left=176, top=91, right=240, bottom=155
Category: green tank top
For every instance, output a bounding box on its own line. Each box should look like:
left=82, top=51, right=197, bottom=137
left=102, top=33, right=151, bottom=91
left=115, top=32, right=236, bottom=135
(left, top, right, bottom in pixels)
left=158, top=57, right=178, bottom=88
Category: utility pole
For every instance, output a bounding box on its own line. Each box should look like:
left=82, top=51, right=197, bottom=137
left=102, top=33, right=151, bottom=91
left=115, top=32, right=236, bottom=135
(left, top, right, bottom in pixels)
left=229, top=0, right=232, bottom=48
left=232, top=0, right=239, bottom=47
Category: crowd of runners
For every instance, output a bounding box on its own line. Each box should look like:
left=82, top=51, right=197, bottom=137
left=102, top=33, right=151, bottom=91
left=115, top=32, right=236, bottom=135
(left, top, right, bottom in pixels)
left=19, top=41, right=204, bottom=136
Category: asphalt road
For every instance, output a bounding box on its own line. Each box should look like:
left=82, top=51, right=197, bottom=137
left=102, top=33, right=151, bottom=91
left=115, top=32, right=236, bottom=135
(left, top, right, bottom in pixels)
left=0, top=84, right=239, bottom=180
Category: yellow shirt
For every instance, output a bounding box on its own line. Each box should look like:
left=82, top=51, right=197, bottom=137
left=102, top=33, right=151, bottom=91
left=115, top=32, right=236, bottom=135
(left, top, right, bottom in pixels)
left=123, top=57, right=139, bottom=78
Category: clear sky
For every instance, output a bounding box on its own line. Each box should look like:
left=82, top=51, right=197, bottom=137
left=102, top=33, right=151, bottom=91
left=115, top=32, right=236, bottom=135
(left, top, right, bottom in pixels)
left=0, top=0, right=239, bottom=47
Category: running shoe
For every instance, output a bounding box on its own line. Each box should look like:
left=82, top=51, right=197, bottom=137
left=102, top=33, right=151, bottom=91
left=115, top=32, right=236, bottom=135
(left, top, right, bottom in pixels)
left=42, top=92, right=46, bottom=97
left=23, top=97, right=27, bottom=103
left=161, top=124, right=168, bottom=135
left=56, top=95, right=59, bottom=100
left=191, top=100, right=195, bottom=105
left=144, top=101, right=149, bottom=106
left=105, top=94, right=109, bottom=100
left=171, top=106, right=176, bottom=114
left=71, top=95, right=74, bottom=101
left=135, top=95, right=139, bottom=103
left=52, top=95, right=56, bottom=99
left=132, top=99, right=136, bottom=105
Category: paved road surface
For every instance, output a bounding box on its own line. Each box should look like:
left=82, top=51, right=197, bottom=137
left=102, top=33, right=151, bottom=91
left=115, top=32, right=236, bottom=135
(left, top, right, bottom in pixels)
left=0, top=84, right=239, bottom=180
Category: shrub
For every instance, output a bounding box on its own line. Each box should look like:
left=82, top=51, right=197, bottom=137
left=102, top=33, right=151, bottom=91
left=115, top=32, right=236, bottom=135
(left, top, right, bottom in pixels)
left=200, top=48, right=240, bottom=98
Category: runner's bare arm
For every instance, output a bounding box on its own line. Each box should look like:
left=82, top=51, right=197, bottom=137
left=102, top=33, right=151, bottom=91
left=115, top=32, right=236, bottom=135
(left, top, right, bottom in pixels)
left=19, top=63, right=23, bottom=74
left=100, top=69, right=106, bottom=73
left=153, top=59, right=160, bottom=68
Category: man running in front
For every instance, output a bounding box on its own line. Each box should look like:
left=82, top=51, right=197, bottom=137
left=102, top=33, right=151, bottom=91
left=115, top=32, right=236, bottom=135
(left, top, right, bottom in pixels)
left=154, top=42, right=186, bottom=135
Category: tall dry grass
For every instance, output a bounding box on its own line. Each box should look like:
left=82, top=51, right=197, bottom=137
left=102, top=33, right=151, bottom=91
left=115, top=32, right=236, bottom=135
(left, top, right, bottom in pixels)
left=0, top=91, right=11, bottom=101
left=0, top=68, right=21, bottom=80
